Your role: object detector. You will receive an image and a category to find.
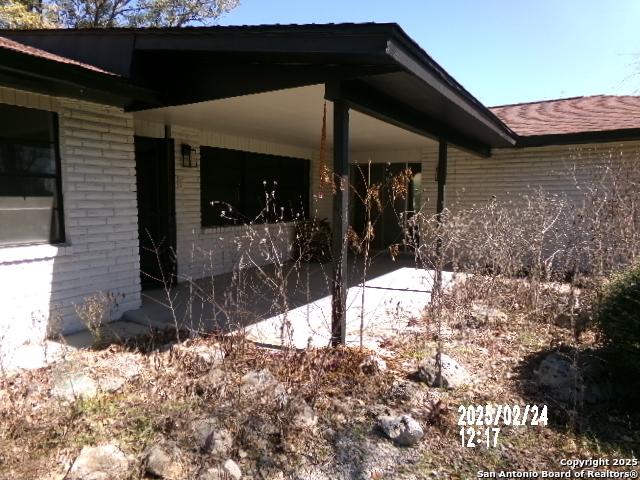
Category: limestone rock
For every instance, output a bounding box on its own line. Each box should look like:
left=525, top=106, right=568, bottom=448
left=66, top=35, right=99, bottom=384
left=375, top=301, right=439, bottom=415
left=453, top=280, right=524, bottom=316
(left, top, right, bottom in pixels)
left=415, top=353, right=470, bottom=389
left=534, top=351, right=606, bottom=404
left=173, top=342, right=225, bottom=369
left=468, top=302, right=507, bottom=325
left=142, top=440, right=183, bottom=479
left=223, top=459, right=242, bottom=480
left=199, top=460, right=242, bottom=480
left=378, top=415, right=424, bottom=446
left=241, top=369, right=287, bottom=405
left=51, top=374, right=98, bottom=400
left=99, top=376, right=126, bottom=393
left=198, top=468, right=219, bottom=480
left=536, top=352, right=576, bottom=393
left=388, top=380, right=419, bottom=403
left=241, top=369, right=277, bottom=390
left=191, top=419, right=233, bottom=456
left=290, top=398, right=318, bottom=428
left=67, top=443, right=129, bottom=480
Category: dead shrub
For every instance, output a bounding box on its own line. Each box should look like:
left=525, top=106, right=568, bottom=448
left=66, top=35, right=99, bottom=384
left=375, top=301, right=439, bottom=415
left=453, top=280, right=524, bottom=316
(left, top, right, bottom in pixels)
left=74, top=291, right=123, bottom=346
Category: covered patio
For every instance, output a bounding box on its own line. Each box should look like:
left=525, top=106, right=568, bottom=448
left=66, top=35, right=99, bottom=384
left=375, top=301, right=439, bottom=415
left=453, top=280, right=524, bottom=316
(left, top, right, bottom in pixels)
left=5, top=24, right=516, bottom=347
left=123, top=23, right=515, bottom=344
left=1, top=254, right=448, bottom=374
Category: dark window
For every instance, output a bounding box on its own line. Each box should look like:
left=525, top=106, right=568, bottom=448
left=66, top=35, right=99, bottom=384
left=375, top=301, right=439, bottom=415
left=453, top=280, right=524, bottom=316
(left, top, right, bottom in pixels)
left=200, top=146, right=309, bottom=227
left=0, top=104, right=64, bottom=247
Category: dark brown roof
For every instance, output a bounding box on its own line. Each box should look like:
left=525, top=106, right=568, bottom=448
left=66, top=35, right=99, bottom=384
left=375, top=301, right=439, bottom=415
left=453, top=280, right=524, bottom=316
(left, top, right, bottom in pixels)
left=0, top=35, right=115, bottom=75
left=490, top=95, right=640, bottom=137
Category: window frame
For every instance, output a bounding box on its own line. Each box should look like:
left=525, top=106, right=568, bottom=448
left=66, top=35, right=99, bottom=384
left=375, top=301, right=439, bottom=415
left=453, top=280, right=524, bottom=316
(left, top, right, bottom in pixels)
left=0, top=107, right=65, bottom=247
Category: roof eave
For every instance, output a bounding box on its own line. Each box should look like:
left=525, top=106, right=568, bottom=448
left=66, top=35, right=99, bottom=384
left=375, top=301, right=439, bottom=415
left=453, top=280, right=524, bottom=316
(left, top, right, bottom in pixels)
left=1, top=24, right=518, bottom=147
left=385, top=27, right=516, bottom=147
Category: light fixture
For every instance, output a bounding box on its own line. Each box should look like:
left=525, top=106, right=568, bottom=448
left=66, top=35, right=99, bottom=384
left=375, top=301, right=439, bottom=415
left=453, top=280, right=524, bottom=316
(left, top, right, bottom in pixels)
left=181, top=143, right=197, bottom=168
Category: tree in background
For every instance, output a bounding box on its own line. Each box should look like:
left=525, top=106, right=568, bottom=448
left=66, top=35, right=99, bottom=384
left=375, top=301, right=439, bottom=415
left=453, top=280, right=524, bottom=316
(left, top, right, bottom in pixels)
left=0, top=0, right=53, bottom=28
left=0, top=0, right=239, bottom=28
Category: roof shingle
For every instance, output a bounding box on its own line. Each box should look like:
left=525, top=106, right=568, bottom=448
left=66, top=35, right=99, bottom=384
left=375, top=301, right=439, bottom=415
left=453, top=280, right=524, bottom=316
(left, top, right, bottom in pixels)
left=490, top=95, right=640, bottom=137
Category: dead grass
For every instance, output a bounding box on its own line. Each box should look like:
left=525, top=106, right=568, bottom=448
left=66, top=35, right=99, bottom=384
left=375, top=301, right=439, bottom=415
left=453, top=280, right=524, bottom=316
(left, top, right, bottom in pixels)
left=1, top=284, right=638, bottom=479
left=0, top=333, right=401, bottom=479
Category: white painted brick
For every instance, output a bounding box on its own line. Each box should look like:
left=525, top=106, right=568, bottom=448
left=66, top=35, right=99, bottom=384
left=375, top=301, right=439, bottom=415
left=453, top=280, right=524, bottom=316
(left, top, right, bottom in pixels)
left=73, top=129, right=103, bottom=140
left=85, top=192, right=114, bottom=200
left=79, top=178, right=106, bottom=187
left=155, top=120, right=311, bottom=281
left=107, top=215, right=137, bottom=225
left=85, top=208, right=115, bottom=217
left=108, top=231, right=135, bottom=241
left=65, top=173, right=85, bottom=183
left=76, top=217, right=107, bottom=226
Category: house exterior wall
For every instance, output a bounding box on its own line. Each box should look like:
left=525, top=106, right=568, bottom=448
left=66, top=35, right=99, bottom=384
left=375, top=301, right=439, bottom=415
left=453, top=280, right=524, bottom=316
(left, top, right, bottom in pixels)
left=0, top=87, right=141, bottom=347
left=4, top=84, right=636, bottom=348
left=133, top=120, right=316, bottom=282
left=421, top=141, right=640, bottom=215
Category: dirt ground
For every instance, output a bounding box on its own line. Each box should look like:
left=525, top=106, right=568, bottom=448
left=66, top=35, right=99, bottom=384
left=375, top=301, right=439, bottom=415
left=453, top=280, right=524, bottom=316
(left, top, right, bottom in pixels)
left=0, top=286, right=638, bottom=480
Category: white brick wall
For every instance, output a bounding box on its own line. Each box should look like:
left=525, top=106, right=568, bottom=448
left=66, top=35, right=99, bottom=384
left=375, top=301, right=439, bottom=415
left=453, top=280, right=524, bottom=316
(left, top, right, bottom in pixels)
left=421, top=141, right=640, bottom=214
left=0, top=87, right=140, bottom=347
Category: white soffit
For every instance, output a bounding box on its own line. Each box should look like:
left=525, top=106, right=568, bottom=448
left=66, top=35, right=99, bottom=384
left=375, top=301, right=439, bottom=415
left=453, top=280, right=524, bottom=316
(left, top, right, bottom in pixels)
left=135, top=84, right=437, bottom=151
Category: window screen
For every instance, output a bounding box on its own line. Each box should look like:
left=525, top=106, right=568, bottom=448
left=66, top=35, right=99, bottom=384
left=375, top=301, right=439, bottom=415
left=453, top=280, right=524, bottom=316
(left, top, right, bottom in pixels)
left=200, top=147, right=309, bottom=227
left=0, top=104, right=64, bottom=246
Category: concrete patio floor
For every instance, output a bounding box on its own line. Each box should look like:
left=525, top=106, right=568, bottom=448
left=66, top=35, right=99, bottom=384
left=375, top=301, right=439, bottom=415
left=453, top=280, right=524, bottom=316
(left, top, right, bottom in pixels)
left=2, top=254, right=452, bottom=373
left=123, top=253, right=451, bottom=349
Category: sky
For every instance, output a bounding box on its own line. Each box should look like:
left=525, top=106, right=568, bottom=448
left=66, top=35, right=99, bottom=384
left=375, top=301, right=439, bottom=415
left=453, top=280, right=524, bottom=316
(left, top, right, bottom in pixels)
left=219, top=1, right=640, bottom=107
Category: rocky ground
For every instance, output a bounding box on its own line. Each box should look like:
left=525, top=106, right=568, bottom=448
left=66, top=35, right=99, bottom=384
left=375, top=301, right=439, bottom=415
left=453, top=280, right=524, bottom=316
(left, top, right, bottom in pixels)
left=0, top=288, right=638, bottom=479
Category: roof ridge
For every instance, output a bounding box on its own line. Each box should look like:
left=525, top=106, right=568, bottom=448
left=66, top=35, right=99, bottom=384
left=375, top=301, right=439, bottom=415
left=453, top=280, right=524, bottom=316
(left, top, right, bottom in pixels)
left=490, top=94, right=640, bottom=110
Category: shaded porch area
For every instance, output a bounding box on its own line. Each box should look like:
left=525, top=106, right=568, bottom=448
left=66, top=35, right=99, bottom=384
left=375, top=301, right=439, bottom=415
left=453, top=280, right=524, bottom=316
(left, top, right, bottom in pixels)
left=123, top=254, right=453, bottom=349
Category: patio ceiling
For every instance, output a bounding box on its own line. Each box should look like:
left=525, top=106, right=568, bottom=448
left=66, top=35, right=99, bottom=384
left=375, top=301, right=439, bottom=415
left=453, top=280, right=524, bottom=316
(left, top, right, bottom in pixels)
left=134, top=84, right=437, bottom=152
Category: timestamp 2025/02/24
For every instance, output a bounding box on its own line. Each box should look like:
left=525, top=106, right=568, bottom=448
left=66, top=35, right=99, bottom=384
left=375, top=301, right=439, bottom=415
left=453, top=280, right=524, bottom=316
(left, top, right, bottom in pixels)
left=458, top=404, right=549, bottom=448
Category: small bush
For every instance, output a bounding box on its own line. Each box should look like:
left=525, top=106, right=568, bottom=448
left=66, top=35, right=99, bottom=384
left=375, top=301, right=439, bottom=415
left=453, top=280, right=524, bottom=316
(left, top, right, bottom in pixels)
left=594, top=263, right=640, bottom=402
left=74, top=291, right=122, bottom=346
left=596, top=264, right=640, bottom=351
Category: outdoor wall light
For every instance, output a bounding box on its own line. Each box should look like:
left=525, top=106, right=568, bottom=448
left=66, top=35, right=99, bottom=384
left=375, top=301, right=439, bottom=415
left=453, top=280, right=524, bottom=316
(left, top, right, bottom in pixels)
left=181, top=143, right=197, bottom=168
